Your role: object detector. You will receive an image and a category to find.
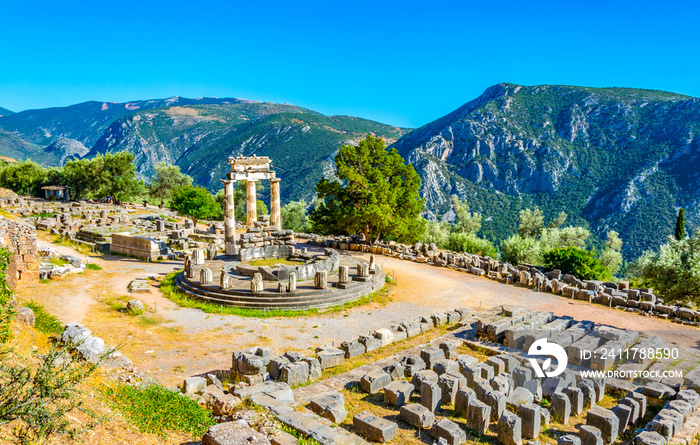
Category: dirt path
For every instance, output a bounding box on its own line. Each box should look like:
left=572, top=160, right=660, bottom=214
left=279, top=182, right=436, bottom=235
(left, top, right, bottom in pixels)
left=16, top=240, right=700, bottom=387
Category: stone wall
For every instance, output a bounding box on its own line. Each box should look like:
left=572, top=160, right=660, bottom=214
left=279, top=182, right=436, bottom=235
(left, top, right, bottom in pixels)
left=0, top=216, right=39, bottom=287
left=238, top=227, right=295, bottom=262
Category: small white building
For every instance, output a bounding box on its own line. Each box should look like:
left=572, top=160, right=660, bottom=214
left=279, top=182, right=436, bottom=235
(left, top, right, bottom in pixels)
left=41, top=186, right=70, bottom=201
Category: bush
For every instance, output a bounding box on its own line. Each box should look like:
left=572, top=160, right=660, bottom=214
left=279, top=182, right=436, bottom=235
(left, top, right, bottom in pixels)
left=628, top=234, right=700, bottom=305
left=501, top=234, right=541, bottom=265
left=422, top=219, right=450, bottom=248
left=104, top=384, right=215, bottom=437
left=542, top=246, right=610, bottom=281
left=447, top=232, right=499, bottom=258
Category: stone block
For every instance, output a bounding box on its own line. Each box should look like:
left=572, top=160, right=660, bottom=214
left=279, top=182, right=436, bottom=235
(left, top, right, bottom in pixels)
left=552, top=392, right=571, bottom=424
left=578, top=379, right=597, bottom=408
left=309, top=392, right=347, bottom=424
left=586, top=406, right=618, bottom=445
left=611, top=404, right=632, bottom=433
left=543, top=377, right=568, bottom=398
left=466, top=398, right=491, bottom=434
left=579, top=425, right=604, bottom=445
left=486, top=356, right=506, bottom=375
left=412, top=369, right=439, bottom=391
left=202, top=421, right=269, bottom=445
left=518, top=403, right=541, bottom=440
left=184, top=376, right=207, bottom=395
left=558, top=435, right=582, bottom=445
left=400, top=403, right=434, bottom=429
left=433, top=358, right=460, bottom=376
left=340, top=340, right=365, bottom=358
left=478, top=362, right=495, bottom=380
left=439, top=341, right=458, bottom=359
left=383, top=362, right=405, bottom=381
left=498, top=410, right=523, bottom=445
left=491, top=374, right=513, bottom=396
left=353, top=411, right=397, bottom=443
left=641, top=382, right=676, bottom=400
left=507, top=387, right=534, bottom=409
left=374, top=328, right=394, bottom=347
left=360, top=369, right=392, bottom=394
left=617, top=397, right=640, bottom=424
left=421, top=347, right=445, bottom=368
left=421, top=381, right=442, bottom=412
left=676, top=389, right=700, bottom=409
left=627, top=391, right=647, bottom=419
left=400, top=354, right=426, bottom=377
left=483, top=389, right=506, bottom=421
left=280, top=362, right=309, bottom=387
left=455, top=388, right=476, bottom=417
left=358, top=335, right=381, bottom=352
left=633, top=431, right=666, bottom=445
left=456, top=354, right=478, bottom=370
left=431, top=418, right=467, bottom=445
left=563, top=387, right=584, bottom=416
left=439, top=373, right=461, bottom=405
left=316, top=347, right=345, bottom=369
left=383, top=380, right=414, bottom=407
left=513, top=366, right=534, bottom=388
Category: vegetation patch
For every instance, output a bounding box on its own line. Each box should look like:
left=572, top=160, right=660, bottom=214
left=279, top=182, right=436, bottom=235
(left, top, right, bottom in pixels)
left=24, top=302, right=63, bottom=335
left=246, top=258, right=302, bottom=267
left=86, top=263, right=102, bottom=271
left=103, top=384, right=215, bottom=437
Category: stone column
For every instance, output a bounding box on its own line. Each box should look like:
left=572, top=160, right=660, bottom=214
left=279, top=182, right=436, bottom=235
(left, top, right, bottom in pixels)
left=221, top=179, right=237, bottom=256
left=270, top=178, right=282, bottom=229
left=246, top=180, right=257, bottom=227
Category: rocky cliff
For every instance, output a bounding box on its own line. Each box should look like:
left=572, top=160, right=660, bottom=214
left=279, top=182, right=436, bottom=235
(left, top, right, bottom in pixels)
left=391, top=83, right=700, bottom=258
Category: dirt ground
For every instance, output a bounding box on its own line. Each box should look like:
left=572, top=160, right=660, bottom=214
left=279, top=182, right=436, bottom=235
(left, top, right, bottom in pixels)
left=17, top=237, right=700, bottom=388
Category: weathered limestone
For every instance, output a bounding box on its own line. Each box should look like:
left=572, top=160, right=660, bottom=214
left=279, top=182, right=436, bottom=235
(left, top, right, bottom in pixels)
left=466, top=398, right=491, bottom=433
left=193, top=249, right=205, bottom=265
left=498, top=410, right=523, bottom=445
left=357, top=262, right=369, bottom=278
left=421, top=381, right=442, bottom=412
left=579, top=425, right=604, bottom=445
left=559, top=435, right=582, bottom=445
left=420, top=347, right=445, bottom=368
left=552, top=392, right=571, bottom=424
left=439, top=373, right=461, bottom=405
left=280, top=361, right=309, bottom=386
left=341, top=340, right=365, bottom=359
left=401, top=354, right=426, bottom=376
left=384, top=380, right=414, bottom=406
left=270, top=178, right=281, bottom=229
left=221, top=180, right=237, bottom=255
left=353, top=411, right=398, bottom=443
left=483, top=389, right=506, bottom=421
left=206, top=243, right=217, bottom=260
left=338, top=265, right=349, bottom=283
left=309, top=392, right=347, bottom=423
left=518, top=403, right=541, bottom=440
left=400, top=403, right=434, bottom=429
left=316, top=347, right=344, bottom=369
left=369, top=254, right=376, bottom=272
left=251, top=273, right=263, bottom=292
left=431, top=418, right=467, bottom=445
left=361, top=369, right=392, bottom=394
left=220, top=267, right=230, bottom=289
left=564, top=387, right=584, bottom=416
left=455, top=388, right=476, bottom=417
left=633, top=431, right=666, bottom=445
left=246, top=180, right=257, bottom=227
left=586, top=406, right=619, bottom=445
left=314, top=270, right=327, bottom=289
left=202, top=422, right=268, bottom=445
left=200, top=267, right=213, bottom=285
left=288, top=272, right=296, bottom=292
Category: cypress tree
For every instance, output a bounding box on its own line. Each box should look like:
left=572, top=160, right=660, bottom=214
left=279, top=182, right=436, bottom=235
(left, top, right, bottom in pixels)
left=675, top=208, right=686, bottom=240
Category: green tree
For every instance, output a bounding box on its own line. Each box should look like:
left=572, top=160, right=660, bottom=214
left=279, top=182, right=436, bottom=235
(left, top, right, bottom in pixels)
left=599, top=231, right=623, bottom=277
left=675, top=208, right=686, bottom=241
left=62, top=157, right=96, bottom=199
left=543, top=246, right=610, bottom=281
left=0, top=160, right=47, bottom=196
left=309, top=135, right=425, bottom=243
left=450, top=195, right=482, bottom=234
left=148, top=162, right=193, bottom=206
left=281, top=200, right=310, bottom=232
left=501, top=234, right=541, bottom=265
left=422, top=219, right=450, bottom=248
left=256, top=200, right=268, bottom=218
left=94, top=152, right=143, bottom=204
left=170, top=186, right=219, bottom=226
left=518, top=207, right=545, bottom=238
left=447, top=232, right=498, bottom=258
left=628, top=234, right=700, bottom=305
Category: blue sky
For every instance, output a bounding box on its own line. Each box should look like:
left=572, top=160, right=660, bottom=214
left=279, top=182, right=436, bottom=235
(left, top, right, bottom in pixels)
left=1, top=0, right=698, bottom=127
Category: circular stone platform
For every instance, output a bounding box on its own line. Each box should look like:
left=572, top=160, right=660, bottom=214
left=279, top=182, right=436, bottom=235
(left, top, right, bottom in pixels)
left=175, top=248, right=385, bottom=310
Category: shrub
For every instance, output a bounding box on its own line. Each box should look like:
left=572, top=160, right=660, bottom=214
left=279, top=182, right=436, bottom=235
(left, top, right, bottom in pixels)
left=447, top=232, right=499, bottom=258
left=501, top=234, right=541, bottom=265
left=542, top=246, right=610, bottom=281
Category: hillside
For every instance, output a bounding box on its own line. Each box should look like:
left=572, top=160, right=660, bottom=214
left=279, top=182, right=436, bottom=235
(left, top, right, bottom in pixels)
left=391, top=83, right=700, bottom=258
left=0, top=97, right=250, bottom=165
left=87, top=103, right=408, bottom=201
left=0, top=107, right=13, bottom=117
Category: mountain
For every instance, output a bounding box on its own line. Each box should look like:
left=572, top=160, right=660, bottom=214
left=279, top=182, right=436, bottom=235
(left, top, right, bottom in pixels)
left=391, top=83, right=700, bottom=259
left=0, top=97, right=250, bottom=165
left=0, top=98, right=407, bottom=203
left=0, top=107, right=14, bottom=117
left=87, top=103, right=408, bottom=202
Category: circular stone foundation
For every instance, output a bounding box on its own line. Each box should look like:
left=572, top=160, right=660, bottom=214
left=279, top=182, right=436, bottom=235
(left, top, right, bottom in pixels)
left=175, top=247, right=385, bottom=310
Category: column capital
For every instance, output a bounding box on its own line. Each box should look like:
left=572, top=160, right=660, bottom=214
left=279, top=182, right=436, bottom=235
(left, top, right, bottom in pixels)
left=220, top=179, right=235, bottom=184
left=270, top=178, right=281, bottom=183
